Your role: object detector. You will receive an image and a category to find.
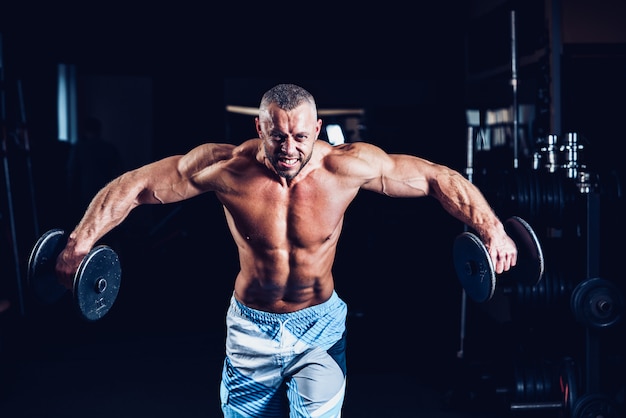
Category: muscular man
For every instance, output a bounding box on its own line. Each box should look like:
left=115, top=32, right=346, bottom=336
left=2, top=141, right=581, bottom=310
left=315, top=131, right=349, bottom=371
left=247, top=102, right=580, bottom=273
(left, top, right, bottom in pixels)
left=56, top=84, right=517, bottom=417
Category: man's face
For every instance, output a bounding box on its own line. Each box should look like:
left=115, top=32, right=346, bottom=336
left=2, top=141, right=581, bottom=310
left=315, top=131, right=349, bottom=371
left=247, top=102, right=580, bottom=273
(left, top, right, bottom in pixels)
left=257, top=102, right=321, bottom=180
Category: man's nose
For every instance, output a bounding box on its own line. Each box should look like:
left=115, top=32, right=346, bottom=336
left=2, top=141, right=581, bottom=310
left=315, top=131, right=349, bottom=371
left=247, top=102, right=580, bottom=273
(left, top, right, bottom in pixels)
left=281, top=137, right=296, bottom=153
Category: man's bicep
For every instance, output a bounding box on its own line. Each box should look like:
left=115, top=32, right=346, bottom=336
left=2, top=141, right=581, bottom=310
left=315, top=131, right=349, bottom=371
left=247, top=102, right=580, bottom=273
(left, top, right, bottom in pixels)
left=133, top=156, right=203, bottom=204
left=366, top=154, right=431, bottom=197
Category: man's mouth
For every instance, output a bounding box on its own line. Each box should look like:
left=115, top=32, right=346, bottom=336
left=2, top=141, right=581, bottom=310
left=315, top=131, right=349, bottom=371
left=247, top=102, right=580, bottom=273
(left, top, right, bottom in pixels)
left=279, top=157, right=298, bottom=167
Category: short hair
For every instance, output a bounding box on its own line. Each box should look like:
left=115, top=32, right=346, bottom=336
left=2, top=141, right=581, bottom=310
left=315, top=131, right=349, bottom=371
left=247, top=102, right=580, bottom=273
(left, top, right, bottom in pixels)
left=260, top=84, right=316, bottom=113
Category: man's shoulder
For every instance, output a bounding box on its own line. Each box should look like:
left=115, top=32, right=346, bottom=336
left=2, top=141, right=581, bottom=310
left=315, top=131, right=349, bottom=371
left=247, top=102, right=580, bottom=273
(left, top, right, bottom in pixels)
left=233, top=138, right=261, bottom=154
left=209, top=139, right=262, bottom=175
left=192, top=140, right=256, bottom=162
left=323, top=141, right=382, bottom=162
left=319, top=141, right=384, bottom=183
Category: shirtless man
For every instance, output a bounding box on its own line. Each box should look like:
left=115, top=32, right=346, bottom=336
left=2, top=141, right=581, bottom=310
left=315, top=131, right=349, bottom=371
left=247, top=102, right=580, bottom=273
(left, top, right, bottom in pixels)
left=56, top=83, right=517, bottom=417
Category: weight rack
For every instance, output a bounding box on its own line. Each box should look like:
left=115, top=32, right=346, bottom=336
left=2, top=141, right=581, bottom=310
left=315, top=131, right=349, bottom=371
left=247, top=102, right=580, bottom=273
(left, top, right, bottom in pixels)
left=453, top=120, right=626, bottom=417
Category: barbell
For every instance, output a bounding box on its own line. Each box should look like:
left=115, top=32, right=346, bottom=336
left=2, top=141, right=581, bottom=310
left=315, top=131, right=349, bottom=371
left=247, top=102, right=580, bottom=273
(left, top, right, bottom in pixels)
left=27, top=228, right=122, bottom=321
left=453, top=216, right=545, bottom=303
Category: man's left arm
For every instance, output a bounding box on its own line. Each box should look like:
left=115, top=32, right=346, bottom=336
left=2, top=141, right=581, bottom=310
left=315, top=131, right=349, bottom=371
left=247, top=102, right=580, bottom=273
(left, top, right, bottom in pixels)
left=420, top=157, right=517, bottom=274
left=359, top=148, right=517, bottom=273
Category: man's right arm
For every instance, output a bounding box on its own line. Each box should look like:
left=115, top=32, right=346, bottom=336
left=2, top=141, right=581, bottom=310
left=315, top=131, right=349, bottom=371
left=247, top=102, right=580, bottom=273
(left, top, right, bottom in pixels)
left=56, top=143, right=235, bottom=285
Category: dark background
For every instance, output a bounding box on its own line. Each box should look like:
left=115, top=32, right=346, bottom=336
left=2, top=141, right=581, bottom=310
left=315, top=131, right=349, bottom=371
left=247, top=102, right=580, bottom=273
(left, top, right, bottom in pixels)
left=1, top=0, right=626, bottom=416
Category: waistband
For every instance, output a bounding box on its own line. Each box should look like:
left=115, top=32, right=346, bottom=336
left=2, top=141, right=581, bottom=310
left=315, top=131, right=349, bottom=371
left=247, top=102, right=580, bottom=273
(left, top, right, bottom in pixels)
left=230, top=291, right=342, bottom=325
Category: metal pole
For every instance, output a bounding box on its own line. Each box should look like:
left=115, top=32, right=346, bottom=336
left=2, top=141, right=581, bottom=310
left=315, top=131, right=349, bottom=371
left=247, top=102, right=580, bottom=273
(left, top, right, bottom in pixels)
left=585, top=192, right=601, bottom=393
left=511, top=10, right=519, bottom=169
left=457, top=125, right=475, bottom=359
left=17, top=79, right=40, bottom=239
left=0, top=33, right=25, bottom=316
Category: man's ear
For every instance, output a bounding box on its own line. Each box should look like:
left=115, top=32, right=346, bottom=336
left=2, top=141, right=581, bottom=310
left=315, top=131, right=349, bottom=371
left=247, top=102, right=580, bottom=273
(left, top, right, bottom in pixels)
left=255, top=117, right=263, bottom=137
left=316, top=119, right=323, bottom=139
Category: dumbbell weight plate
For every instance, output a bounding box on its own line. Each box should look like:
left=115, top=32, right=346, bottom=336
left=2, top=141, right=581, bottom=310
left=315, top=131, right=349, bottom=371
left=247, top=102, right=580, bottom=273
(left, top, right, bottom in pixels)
left=570, top=277, right=624, bottom=329
left=74, top=245, right=122, bottom=322
left=453, top=216, right=544, bottom=303
left=27, top=228, right=68, bottom=305
left=28, top=228, right=122, bottom=321
left=453, top=231, right=496, bottom=303
left=560, top=356, right=579, bottom=415
left=572, top=393, right=621, bottom=418
left=501, top=216, right=544, bottom=286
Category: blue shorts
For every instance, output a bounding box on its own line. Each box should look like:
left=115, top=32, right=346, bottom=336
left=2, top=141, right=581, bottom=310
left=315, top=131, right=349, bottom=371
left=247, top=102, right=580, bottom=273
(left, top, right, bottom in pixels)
left=220, top=291, right=348, bottom=418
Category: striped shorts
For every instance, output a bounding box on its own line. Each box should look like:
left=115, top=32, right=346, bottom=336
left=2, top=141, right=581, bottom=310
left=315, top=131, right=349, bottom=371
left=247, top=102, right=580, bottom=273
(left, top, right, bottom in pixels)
left=220, top=291, right=348, bottom=418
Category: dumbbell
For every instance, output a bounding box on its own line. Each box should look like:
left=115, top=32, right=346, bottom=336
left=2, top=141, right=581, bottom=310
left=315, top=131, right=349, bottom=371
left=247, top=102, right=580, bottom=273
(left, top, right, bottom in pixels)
left=27, top=228, right=122, bottom=321
left=452, top=216, right=544, bottom=303
left=570, top=277, right=624, bottom=329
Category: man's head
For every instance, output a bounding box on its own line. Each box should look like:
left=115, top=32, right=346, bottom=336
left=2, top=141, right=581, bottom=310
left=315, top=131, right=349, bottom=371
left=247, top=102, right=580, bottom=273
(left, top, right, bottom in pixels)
left=256, top=84, right=322, bottom=180
left=259, top=84, right=317, bottom=114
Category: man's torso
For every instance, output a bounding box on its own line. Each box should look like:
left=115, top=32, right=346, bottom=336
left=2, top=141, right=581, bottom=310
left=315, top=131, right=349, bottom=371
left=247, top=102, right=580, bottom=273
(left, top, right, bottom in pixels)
left=213, top=140, right=362, bottom=312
